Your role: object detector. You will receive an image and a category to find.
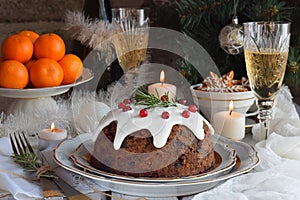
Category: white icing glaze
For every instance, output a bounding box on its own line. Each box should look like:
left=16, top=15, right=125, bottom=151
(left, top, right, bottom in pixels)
left=93, top=103, right=214, bottom=150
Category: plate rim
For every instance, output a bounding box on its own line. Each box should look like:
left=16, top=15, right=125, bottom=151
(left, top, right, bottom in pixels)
left=70, top=140, right=237, bottom=183
left=53, top=135, right=260, bottom=186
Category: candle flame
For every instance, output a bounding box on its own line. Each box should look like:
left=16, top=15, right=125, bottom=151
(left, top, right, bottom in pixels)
left=50, top=123, right=55, bottom=132
left=160, top=70, right=165, bottom=84
left=229, top=100, right=234, bottom=115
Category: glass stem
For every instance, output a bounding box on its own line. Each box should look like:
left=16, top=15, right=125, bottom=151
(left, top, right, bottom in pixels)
left=256, top=99, right=274, bottom=140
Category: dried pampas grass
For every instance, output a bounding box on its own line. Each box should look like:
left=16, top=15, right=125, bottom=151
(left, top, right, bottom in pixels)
left=64, top=11, right=119, bottom=50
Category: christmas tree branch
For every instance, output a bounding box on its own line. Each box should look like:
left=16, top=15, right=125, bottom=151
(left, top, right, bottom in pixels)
left=177, top=0, right=230, bottom=19
left=244, top=0, right=293, bottom=21
left=286, top=47, right=300, bottom=87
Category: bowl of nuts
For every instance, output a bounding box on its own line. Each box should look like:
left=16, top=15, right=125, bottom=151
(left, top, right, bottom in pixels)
left=190, top=70, right=255, bottom=121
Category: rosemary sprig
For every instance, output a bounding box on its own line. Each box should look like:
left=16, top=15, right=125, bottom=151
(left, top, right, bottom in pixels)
left=11, top=150, right=40, bottom=173
left=134, top=87, right=177, bottom=109
left=11, top=149, right=55, bottom=179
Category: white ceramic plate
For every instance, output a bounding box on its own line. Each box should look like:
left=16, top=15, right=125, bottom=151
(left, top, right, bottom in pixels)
left=215, top=136, right=260, bottom=178
left=0, top=68, right=93, bottom=98
left=70, top=139, right=236, bottom=183
left=53, top=135, right=259, bottom=197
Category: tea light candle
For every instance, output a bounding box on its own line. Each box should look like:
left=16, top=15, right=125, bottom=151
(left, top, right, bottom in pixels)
left=213, top=100, right=245, bottom=140
left=148, top=70, right=176, bottom=101
left=39, top=122, right=67, bottom=141
left=39, top=123, right=67, bottom=150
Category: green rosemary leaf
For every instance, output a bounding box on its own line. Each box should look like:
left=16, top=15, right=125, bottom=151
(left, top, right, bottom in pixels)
left=11, top=148, right=56, bottom=179
left=134, top=87, right=177, bottom=109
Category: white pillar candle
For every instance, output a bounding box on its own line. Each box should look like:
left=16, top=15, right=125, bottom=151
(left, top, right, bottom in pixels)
left=148, top=70, right=177, bottom=101
left=39, top=122, right=67, bottom=141
left=213, top=101, right=245, bottom=140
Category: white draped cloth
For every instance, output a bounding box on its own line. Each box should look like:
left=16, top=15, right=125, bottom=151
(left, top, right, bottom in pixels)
left=192, top=86, right=300, bottom=200
left=0, top=138, right=106, bottom=200
left=0, top=137, right=42, bottom=200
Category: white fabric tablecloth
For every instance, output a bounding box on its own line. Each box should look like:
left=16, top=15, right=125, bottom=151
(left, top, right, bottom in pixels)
left=0, top=137, right=42, bottom=200
left=0, top=137, right=107, bottom=200
left=191, top=86, right=300, bottom=200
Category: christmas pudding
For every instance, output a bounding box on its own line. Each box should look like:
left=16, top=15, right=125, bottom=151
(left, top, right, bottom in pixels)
left=90, top=89, right=215, bottom=178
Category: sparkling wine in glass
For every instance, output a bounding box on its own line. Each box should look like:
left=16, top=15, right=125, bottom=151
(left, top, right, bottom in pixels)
left=112, top=8, right=149, bottom=73
left=243, top=21, right=290, bottom=140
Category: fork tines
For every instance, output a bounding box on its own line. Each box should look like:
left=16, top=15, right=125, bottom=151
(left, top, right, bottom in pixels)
left=9, top=131, right=34, bottom=156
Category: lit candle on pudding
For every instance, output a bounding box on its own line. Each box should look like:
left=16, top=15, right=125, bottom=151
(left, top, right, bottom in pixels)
left=39, top=122, right=67, bottom=141
left=213, top=100, right=245, bottom=140
left=148, top=70, right=176, bottom=101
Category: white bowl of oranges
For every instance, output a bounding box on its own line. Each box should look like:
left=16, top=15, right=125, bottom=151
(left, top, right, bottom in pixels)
left=0, top=30, right=92, bottom=98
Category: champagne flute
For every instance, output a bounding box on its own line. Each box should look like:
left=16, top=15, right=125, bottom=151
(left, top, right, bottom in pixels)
left=243, top=21, right=290, bottom=140
left=111, top=8, right=149, bottom=73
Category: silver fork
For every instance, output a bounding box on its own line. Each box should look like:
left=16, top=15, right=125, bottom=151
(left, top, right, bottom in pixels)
left=10, top=131, right=64, bottom=199
left=9, top=132, right=92, bottom=200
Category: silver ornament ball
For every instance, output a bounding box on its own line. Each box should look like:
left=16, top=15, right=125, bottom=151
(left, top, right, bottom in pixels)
left=219, top=17, right=244, bottom=55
